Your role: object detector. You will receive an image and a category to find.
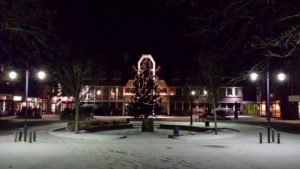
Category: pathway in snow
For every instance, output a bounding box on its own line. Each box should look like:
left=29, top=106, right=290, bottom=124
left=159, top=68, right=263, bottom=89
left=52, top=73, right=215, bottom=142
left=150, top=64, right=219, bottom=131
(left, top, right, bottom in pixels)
left=0, top=121, right=300, bottom=169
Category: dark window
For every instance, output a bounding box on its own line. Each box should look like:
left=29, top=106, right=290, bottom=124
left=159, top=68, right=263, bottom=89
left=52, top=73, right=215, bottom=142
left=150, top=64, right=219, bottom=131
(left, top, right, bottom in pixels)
left=235, top=88, right=240, bottom=96
left=220, top=88, right=226, bottom=97
left=227, top=88, right=233, bottom=96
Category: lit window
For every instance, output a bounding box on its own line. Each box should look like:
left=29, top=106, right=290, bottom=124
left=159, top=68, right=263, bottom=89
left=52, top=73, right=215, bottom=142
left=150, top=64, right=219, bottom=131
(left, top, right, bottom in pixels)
left=203, top=89, right=208, bottom=96
left=13, top=96, right=22, bottom=101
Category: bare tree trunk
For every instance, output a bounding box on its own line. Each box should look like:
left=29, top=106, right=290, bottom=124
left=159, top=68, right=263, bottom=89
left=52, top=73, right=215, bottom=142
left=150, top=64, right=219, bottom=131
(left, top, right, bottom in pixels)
left=74, top=98, right=80, bottom=133
left=212, top=98, right=218, bottom=135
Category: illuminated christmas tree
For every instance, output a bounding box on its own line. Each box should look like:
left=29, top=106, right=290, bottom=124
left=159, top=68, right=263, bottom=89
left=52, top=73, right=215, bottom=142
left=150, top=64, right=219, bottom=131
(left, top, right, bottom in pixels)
left=130, top=57, right=161, bottom=120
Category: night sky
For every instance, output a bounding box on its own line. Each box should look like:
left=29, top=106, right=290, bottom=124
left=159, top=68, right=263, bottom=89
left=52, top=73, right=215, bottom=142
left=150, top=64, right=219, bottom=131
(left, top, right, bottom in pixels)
left=48, top=0, right=192, bottom=68
left=45, top=0, right=288, bottom=82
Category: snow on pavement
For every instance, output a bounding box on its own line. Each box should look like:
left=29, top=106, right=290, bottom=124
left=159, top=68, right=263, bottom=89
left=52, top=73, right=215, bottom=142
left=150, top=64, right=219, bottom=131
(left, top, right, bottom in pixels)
left=0, top=121, right=300, bottom=169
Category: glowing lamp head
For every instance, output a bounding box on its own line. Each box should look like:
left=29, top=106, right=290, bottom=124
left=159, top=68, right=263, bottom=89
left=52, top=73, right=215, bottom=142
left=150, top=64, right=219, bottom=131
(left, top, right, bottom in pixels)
left=277, top=73, right=286, bottom=81
left=37, top=71, right=46, bottom=80
left=9, top=71, right=17, bottom=80
left=250, top=72, right=259, bottom=81
left=191, top=90, right=196, bottom=96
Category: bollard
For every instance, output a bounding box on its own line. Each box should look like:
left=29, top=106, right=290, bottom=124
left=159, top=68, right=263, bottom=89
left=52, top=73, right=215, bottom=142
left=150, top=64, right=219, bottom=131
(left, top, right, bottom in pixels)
left=18, top=132, right=23, bottom=142
left=259, top=132, right=262, bottom=144
left=277, top=133, right=280, bottom=144
left=33, top=131, right=36, bottom=142
left=14, top=132, right=18, bottom=142
left=205, top=120, right=210, bottom=127
left=173, top=127, right=179, bottom=137
left=272, top=128, right=275, bottom=142
left=267, top=126, right=271, bottom=143
left=24, top=131, right=27, bottom=142
left=29, top=132, right=32, bottom=143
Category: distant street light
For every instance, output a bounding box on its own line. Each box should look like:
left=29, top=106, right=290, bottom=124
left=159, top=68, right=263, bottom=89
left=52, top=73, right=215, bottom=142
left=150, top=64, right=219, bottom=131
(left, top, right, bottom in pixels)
left=249, top=71, right=286, bottom=143
left=203, top=89, right=208, bottom=96
left=250, top=72, right=259, bottom=81
left=277, top=73, right=286, bottom=81
left=9, top=69, right=47, bottom=142
left=37, top=71, right=46, bottom=80
left=8, top=71, right=17, bottom=80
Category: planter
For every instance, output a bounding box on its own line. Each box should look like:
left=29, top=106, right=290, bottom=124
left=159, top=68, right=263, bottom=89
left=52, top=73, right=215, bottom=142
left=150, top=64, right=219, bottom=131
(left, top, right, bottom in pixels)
left=86, top=124, right=133, bottom=132
left=159, top=124, right=210, bottom=132
left=142, top=118, right=154, bottom=132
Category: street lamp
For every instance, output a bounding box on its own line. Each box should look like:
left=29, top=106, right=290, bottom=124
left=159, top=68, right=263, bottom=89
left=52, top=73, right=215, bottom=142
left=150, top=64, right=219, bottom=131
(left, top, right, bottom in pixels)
left=8, top=71, right=18, bottom=80
left=9, top=69, right=46, bottom=142
left=190, top=90, right=196, bottom=125
left=37, top=71, right=46, bottom=80
left=249, top=71, right=286, bottom=143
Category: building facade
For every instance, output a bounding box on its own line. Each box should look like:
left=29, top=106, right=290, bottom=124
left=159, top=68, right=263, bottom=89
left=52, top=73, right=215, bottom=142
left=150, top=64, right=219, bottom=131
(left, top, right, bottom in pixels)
left=4, top=54, right=298, bottom=119
left=50, top=55, right=245, bottom=117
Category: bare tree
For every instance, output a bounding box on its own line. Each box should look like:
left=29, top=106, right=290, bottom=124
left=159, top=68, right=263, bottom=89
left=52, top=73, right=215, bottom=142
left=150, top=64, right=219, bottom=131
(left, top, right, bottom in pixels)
left=162, top=0, right=300, bottom=67
left=52, top=55, right=94, bottom=133
left=205, top=62, right=220, bottom=135
left=0, top=0, right=57, bottom=66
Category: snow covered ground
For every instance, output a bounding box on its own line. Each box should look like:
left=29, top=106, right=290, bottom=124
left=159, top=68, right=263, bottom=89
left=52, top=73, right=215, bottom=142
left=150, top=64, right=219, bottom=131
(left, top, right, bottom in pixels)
left=1, top=121, right=300, bottom=169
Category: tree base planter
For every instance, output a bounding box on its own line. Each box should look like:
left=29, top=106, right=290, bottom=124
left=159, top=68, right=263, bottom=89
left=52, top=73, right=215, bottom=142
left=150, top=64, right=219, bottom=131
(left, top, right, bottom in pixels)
left=142, top=118, right=154, bottom=132
left=86, top=124, right=133, bottom=132
left=160, top=124, right=211, bottom=132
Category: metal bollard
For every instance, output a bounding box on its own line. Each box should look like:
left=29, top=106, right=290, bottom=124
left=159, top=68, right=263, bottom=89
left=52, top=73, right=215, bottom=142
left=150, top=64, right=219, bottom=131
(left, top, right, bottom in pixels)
left=29, top=132, right=32, bottom=143
left=24, top=131, right=27, bottom=142
left=277, top=133, right=280, bottom=144
left=173, top=127, right=179, bottom=137
left=205, top=120, right=210, bottom=127
left=272, top=128, right=275, bottom=142
left=259, top=132, right=262, bottom=144
left=33, top=131, right=36, bottom=142
left=14, top=132, right=18, bottom=142
left=18, top=132, right=23, bottom=142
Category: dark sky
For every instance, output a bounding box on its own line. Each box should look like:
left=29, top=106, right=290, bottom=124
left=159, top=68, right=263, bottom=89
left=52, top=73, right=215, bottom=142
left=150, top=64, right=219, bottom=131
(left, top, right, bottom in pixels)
left=49, top=0, right=192, bottom=68
left=45, top=0, right=300, bottom=74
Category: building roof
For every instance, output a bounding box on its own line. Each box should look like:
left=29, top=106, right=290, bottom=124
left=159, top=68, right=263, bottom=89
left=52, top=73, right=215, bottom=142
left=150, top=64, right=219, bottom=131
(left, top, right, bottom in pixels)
left=124, top=80, right=168, bottom=89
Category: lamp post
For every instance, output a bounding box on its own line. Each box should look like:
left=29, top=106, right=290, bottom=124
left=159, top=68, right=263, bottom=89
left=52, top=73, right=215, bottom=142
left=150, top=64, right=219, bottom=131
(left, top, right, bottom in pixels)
left=250, top=71, right=286, bottom=143
left=266, top=71, right=271, bottom=143
left=9, top=69, right=46, bottom=142
left=24, top=69, right=29, bottom=142
left=190, top=90, right=196, bottom=125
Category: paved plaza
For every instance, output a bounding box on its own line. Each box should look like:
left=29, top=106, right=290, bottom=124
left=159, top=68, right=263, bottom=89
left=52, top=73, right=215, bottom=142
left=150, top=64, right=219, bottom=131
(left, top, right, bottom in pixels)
left=1, top=115, right=300, bottom=169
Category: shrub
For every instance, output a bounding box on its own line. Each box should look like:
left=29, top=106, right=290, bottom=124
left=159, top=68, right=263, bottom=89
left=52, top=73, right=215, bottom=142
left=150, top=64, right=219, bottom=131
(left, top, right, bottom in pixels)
left=60, top=107, right=91, bottom=120
left=60, top=108, right=74, bottom=120
left=67, top=120, right=91, bottom=130
left=67, top=119, right=128, bottom=130
left=18, top=107, right=42, bottom=119
left=90, top=120, right=101, bottom=126
left=216, top=110, right=226, bottom=117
